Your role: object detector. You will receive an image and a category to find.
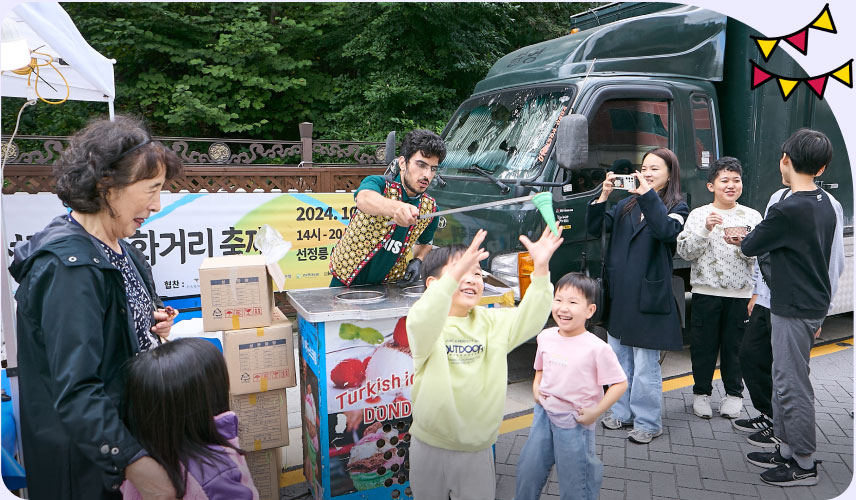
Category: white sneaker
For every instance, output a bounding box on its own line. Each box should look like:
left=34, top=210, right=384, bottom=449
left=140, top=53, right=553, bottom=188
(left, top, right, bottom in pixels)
left=693, top=394, right=712, bottom=419
left=719, top=395, right=743, bottom=419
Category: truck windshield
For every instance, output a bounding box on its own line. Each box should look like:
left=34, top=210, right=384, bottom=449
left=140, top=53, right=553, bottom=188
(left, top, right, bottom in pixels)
left=441, top=88, right=574, bottom=180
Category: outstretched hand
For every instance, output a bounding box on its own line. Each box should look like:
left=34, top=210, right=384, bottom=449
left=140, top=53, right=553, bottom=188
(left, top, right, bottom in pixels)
left=447, top=229, right=490, bottom=282
left=519, top=225, right=563, bottom=277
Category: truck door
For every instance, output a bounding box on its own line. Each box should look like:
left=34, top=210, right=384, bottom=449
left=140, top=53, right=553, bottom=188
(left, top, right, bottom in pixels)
left=550, top=84, right=675, bottom=281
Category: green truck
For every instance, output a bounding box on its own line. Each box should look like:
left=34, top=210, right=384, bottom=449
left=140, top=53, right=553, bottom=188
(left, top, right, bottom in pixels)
left=424, top=2, right=853, bottom=320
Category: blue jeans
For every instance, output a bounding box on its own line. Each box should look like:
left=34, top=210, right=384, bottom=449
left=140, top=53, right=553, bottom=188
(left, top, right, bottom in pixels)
left=514, top=404, right=603, bottom=500
left=607, top=334, right=662, bottom=433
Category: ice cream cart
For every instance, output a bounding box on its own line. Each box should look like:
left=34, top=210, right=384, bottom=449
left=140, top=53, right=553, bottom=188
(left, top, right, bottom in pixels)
left=287, top=282, right=510, bottom=500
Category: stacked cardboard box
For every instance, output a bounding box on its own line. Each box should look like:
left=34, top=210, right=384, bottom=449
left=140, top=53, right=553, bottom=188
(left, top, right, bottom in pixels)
left=199, top=255, right=295, bottom=500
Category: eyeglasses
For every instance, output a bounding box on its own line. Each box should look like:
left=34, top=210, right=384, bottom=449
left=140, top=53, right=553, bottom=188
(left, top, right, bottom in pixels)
left=409, top=160, right=440, bottom=173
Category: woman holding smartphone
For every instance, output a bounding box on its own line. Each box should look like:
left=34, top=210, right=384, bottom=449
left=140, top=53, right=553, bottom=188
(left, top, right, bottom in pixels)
left=586, top=148, right=689, bottom=444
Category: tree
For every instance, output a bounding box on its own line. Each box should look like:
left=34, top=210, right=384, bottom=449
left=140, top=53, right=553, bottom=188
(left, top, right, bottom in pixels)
left=2, top=3, right=594, bottom=141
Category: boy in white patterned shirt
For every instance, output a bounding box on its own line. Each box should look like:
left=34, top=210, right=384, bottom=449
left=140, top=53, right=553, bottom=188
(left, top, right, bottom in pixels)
left=677, top=157, right=762, bottom=420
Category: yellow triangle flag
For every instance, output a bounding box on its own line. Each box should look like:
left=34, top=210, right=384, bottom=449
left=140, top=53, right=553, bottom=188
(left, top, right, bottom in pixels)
left=777, top=78, right=799, bottom=99
left=811, top=7, right=835, bottom=32
left=755, top=38, right=780, bottom=60
left=831, top=61, right=851, bottom=86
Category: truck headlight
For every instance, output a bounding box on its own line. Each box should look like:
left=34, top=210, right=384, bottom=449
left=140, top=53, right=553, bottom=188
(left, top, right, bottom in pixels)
left=491, top=252, right=535, bottom=301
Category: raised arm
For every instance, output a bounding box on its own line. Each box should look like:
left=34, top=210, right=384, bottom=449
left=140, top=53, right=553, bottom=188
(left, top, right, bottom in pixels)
left=406, top=230, right=490, bottom=364
left=505, top=226, right=562, bottom=349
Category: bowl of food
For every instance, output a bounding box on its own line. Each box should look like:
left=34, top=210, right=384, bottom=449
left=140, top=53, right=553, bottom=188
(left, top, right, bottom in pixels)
left=723, top=226, right=749, bottom=238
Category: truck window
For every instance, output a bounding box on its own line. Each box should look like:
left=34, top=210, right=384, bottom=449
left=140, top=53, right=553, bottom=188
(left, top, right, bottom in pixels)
left=584, top=98, right=671, bottom=186
left=441, top=88, right=574, bottom=180
left=691, top=94, right=715, bottom=169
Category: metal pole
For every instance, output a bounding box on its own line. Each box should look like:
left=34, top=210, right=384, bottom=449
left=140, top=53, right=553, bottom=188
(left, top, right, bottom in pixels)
left=1, top=194, right=27, bottom=498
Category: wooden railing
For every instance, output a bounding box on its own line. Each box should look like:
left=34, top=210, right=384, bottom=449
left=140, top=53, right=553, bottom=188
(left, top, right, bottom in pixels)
left=1, top=122, right=390, bottom=194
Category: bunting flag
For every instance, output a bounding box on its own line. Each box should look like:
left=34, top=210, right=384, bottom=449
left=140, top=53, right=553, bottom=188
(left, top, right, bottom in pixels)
left=750, top=4, right=836, bottom=61
left=749, top=59, right=853, bottom=101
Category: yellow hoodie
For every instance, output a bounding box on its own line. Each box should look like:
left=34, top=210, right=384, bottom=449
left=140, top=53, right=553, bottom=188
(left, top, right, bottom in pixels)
left=406, top=273, right=552, bottom=451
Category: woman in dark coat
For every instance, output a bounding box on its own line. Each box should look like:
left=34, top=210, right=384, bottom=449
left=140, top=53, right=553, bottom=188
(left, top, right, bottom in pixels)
left=586, top=148, right=688, bottom=445
left=9, top=116, right=183, bottom=500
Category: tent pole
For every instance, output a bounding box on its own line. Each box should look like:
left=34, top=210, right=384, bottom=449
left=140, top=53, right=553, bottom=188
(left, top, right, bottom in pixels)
left=1, top=196, right=27, bottom=497
left=108, top=99, right=115, bottom=121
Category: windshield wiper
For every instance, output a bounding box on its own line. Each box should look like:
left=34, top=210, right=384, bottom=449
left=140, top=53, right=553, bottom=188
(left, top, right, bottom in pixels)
left=458, top=164, right=511, bottom=194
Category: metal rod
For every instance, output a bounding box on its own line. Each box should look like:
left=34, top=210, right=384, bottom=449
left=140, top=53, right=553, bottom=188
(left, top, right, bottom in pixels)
left=386, top=194, right=535, bottom=225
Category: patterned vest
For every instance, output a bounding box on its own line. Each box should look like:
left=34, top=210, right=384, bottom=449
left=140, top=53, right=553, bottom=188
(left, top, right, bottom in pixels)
left=329, top=180, right=436, bottom=286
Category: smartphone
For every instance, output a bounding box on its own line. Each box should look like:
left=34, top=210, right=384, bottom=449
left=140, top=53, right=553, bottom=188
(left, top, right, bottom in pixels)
left=612, top=174, right=637, bottom=190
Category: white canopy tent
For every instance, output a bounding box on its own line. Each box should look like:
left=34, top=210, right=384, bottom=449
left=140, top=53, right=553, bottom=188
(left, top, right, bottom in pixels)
left=1, top=4, right=117, bottom=493
left=2, top=1, right=116, bottom=116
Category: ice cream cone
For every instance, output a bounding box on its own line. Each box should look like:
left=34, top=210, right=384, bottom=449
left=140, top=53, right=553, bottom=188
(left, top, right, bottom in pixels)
left=532, top=192, right=559, bottom=236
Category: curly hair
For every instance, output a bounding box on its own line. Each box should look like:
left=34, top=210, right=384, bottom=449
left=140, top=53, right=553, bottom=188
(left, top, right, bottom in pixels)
left=401, top=129, right=447, bottom=163
left=54, top=115, right=183, bottom=214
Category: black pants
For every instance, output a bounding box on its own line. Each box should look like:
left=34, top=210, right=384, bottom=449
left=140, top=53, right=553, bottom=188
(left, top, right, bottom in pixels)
left=738, top=304, right=773, bottom=417
left=690, top=293, right=749, bottom=396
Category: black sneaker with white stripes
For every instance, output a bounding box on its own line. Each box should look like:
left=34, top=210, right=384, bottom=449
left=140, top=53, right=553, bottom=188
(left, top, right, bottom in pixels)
left=733, top=414, right=772, bottom=433
left=760, top=460, right=820, bottom=487
left=747, top=445, right=788, bottom=468
left=748, top=426, right=783, bottom=448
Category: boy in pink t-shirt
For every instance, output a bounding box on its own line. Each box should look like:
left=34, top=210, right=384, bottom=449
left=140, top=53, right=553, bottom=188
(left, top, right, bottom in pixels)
left=514, top=273, right=627, bottom=500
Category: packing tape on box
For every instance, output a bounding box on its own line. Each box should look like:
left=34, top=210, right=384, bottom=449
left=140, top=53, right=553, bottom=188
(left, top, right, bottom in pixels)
left=256, top=327, right=265, bottom=337
left=249, top=394, right=257, bottom=405
left=260, top=378, right=268, bottom=391
left=232, top=315, right=240, bottom=330
left=254, top=439, right=262, bottom=451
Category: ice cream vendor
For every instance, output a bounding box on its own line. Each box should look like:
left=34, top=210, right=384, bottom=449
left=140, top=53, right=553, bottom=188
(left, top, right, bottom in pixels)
left=329, top=129, right=446, bottom=287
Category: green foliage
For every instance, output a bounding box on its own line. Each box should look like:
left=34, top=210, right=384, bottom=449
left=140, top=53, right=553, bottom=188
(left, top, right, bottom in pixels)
left=2, top=2, right=593, bottom=141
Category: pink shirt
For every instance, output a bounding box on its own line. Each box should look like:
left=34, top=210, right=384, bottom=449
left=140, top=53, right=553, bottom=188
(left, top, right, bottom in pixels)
left=534, top=328, right=627, bottom=429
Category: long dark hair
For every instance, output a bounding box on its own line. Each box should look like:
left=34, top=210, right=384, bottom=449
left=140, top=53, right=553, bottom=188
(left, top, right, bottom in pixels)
left=621, top=147, right=683, bottom=217
left=124, top=338, right=242, bottom=498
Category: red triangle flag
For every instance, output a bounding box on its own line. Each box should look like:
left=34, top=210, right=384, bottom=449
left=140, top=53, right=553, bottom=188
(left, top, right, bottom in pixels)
left=806, top=76, right=828, bottom=98
left=752, top=64, right=774, bottom=88
left=784, top=29, right=808, bottom=54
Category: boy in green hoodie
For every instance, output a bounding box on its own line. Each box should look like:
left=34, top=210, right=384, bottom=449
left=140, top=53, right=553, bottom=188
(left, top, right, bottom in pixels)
left=406, top=227, right=562, bottom=500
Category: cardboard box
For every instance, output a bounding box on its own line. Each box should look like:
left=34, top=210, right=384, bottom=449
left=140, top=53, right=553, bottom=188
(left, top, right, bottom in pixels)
left=224, top=319, right=296, bottom=394
left=199, top=255, right=275, bottom=331
left=231, top=389, right=289, bottom=450
left=245, top=448, right=282, bottom=500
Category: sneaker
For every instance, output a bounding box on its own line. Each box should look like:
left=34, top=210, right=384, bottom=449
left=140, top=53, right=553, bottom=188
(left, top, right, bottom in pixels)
left=760, top=460, right=819, bottom=487
left=693, top=394, right=712, bottom=419
left=601, top=415, right=632, bottom=430
left=733, top=414, right=773, bottom=433
left=748, top=427, right=784, bottom=448
left=747, top=445, right=789, bottom=468
left=719, top=395, right=743, bottom=419
left=627, top=428, right=663, bottom=444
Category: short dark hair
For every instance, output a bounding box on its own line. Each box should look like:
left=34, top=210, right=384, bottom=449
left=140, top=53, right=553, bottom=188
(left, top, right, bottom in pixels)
left=423, top=244, right=467, bottom=280
left=555, top=272, right=598, bottom=305
left=125, top=338, right=242, bottom=498
left=54, top=115, right=183, bottom=215
left=707, top=156, right=743, bottom=184
left=781, top=128, right=833, bottom=175
left=401, top=129, right=446, bottom=163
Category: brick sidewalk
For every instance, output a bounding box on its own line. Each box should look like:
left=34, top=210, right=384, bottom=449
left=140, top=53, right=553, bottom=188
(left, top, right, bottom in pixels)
left=281, top=344, right=853, bottom=500
left=494, top=346, right=854, bottom=500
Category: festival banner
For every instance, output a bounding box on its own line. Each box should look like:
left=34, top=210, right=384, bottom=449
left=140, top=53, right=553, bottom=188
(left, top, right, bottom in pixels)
left=3, top=191, right=357, bottom=297
left=750, top=3, right=836, bottom=61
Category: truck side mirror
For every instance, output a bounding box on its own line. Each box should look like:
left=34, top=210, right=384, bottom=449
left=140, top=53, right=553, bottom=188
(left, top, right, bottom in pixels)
left=555, top=114, right=588, bottom=171
left=384, top=131, right=397, bottom=165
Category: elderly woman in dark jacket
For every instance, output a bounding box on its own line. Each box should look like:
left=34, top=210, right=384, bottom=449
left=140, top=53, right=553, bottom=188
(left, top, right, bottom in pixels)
left=9, top=116, right=183, bottom=500
left=587, top=148, right=688, bottom=445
